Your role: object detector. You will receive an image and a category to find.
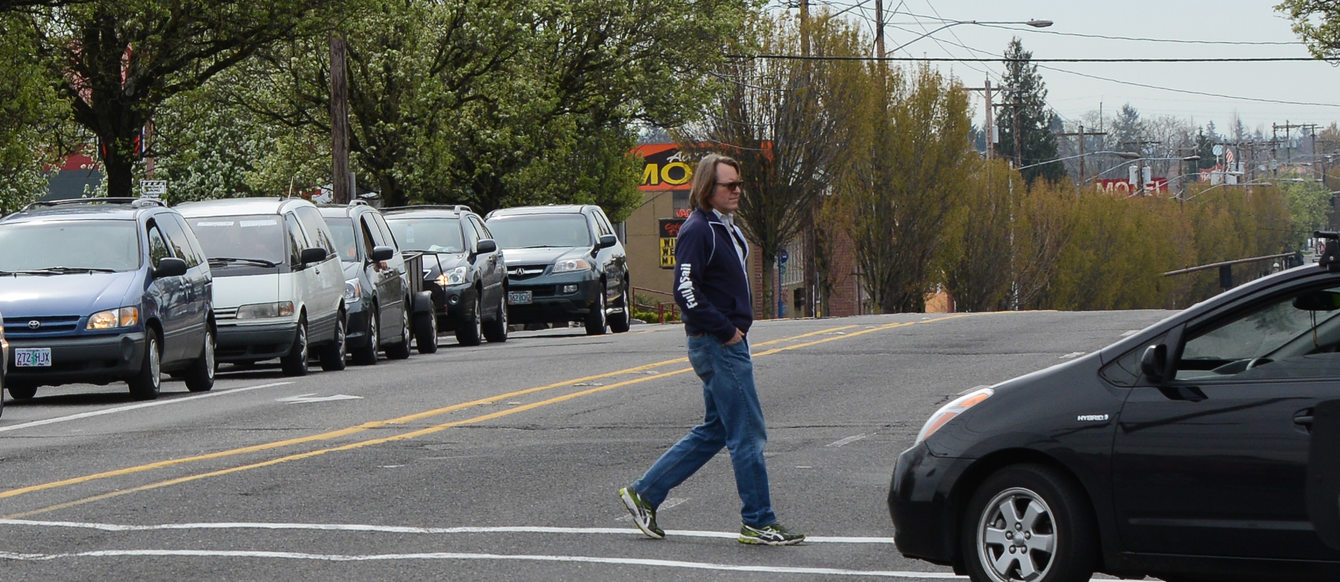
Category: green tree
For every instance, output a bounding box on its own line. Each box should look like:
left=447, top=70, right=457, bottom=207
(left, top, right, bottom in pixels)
left=676, top=9, right=862, bottom=317
left=945, top=158, right=1015, bottom=312
left=23, top=0, right=352, bottom=197
left=995, top=38, right=1063, bottom=186
left=0, top=12, right=71, bottom=212
left=837, top=63, right=972, bottom=313
left=1278, top=0, right=1338, bottom=56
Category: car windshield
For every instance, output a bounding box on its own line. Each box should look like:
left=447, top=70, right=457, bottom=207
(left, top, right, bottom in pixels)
left=487, top=214, right=591, bottom=249
left=324, top=217, right=358, bottom=261
left=386, top=217, right=463, bottom=253
left=186, top=215, right=286, bottom=264
left=0, top=220, right=141, bottom=272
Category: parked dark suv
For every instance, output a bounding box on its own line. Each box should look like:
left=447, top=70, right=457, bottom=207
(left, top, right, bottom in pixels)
left=382, top=205, right=507, bottom=346
left=484, top=204, right=630, bottom=335
left=0, top=198, right=215, bottom=400
left=319, top=201, right=436, bottom=363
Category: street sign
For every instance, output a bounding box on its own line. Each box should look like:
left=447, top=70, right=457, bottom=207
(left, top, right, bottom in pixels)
left=778, top=249, right=789, bottom=265
left=140, top=180, right=167, bottom=198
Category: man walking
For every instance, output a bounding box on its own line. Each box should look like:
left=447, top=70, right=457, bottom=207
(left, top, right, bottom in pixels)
left=618, top=153, right=804, bottom=546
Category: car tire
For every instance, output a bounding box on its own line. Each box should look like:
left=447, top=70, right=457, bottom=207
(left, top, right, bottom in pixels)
left=608, top=281, right=631, bottom=333
left=353, top=309, right=379, bottom=366
left=8, top=383, right=36, bottom=400
left=584, top=288, right=607, bottom=335
left=281, top=318, right=309, bottom=377
left=319, top=313, right=347, bottom=371
left=961, top=464, right=1096, bottom=582
left=183, top=327, right=216, bottom=392
left=456, top=293, right=483, bottom=346
left=386, top=306, right=412, bottom=360
left=414, top=309, right=438, bottom=354
left=128, top=330, right=162, bottom=400
left=483, top=289, right=508, bottom=343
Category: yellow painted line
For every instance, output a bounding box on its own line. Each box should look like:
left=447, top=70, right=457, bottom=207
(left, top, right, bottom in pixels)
left=3, top=316, right=970, bottom=516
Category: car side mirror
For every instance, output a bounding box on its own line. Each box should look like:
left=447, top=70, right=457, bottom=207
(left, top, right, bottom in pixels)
left=597, top=234, right=617, bottom=249
left=369, top=245, right=395, bottom=262
left=153, top=257, right=188, bottom=278
left=1140, top=344, right=1170, bottom=384
left=476, top=239, right=497, bottom=254
left=300, top=247, right=328, bottom=265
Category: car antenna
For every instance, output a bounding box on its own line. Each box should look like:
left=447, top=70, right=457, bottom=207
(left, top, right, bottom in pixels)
left=1316, top=230, right=1340, bottom=272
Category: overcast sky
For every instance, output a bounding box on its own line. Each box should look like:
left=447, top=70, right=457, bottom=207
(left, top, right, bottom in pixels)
left=769, top=1, right=1340, bottom=138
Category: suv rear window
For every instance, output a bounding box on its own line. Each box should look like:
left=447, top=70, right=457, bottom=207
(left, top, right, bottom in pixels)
left=488, top=214, right=591, bottom=248
left=0, top=220, right=141, bottom=272
left=386, top=217, right=464, bottom=253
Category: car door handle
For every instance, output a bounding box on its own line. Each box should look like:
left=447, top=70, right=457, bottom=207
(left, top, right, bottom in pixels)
left=1295, top=409, right=1315, bottom=427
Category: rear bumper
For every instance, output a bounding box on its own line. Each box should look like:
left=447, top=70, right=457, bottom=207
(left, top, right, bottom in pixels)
left=7, top=332, right=146, bottom=386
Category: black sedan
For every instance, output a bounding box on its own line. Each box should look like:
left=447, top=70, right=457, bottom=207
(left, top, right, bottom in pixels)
left=889, top=239, right=1340, bottom=582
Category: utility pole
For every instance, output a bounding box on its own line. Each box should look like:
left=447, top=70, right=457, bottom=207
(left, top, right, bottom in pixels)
left=1056, top=124, right=1108, bottom=192
left=330, top=33, right=352, bottom=204
left=962, top=79, right=996, bottom=160
left=874, top=0, right=884, bottom=59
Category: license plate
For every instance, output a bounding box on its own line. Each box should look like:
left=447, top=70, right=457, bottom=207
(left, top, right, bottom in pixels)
left=15, top=347, right=51, bottom=367
left=507, top=290, right=532, bottom=305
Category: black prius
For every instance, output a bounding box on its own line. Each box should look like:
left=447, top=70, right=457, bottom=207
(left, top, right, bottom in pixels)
left=889, top=234, right=1340, bottom=582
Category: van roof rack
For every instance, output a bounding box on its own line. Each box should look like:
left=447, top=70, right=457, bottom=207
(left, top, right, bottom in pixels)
left=25, top=197, right=166, bottom=211
left=381, top=204, right=473, bottom=214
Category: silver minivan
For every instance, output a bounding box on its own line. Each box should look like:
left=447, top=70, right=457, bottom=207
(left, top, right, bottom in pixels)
left=177, top=198, right=346, bottom=376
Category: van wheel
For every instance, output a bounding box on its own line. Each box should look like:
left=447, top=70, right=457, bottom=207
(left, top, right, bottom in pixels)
left=281, top=318, right=309, bottom=376
left=414, top=309, right=438, bottom=354
left=353, top=309, right=379, bottom=365
left=456, top=293, right=483, bottom=346
left=386, top=307, right=412, bottom=360
left=128, top=331, right=162, bottom=400
left=184, top=327, right=216, bottom=392
left=483, top=290, right=508, bottom=343
left=320, top=314, right=347, bottom=371
left=585, top=290, right=607, bottom=335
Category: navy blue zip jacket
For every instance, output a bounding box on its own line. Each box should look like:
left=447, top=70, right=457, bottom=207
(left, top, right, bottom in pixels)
left=673, top=208, right=751, bottom=342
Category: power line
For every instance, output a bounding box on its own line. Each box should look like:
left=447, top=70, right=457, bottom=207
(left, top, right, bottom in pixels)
left=974, top=22, right=1299, bottom=46
left=725, top=54, right=1318, bottom=63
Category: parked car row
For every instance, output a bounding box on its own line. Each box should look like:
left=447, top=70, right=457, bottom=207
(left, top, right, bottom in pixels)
left=0, top=198, right=631, bottom=403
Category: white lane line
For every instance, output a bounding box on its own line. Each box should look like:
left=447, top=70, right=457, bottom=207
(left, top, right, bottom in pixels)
left=0, top=549, right=960, bottom=578
left=0, top=382, right=293, bottom=433
left=826, top=433, right=873, bottom=448
left=0, top=519, right=894, bottom=544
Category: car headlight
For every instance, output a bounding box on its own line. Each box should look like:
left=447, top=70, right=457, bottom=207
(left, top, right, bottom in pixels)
left=553, top=258, right=592, bottom=273
left=436, top=266, right=468, bottom=287
left=914, top=387, right=993, bottom=445
left=345, top=278, right=362, bottom=303
left=87, top=306, right=140, bottom=330
left=236, top=301, right=295, bottom=319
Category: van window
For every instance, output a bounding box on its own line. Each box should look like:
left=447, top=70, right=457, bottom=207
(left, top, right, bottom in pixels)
left=371, top=213, right=398, bottom=251
left=294, top=205, right=337, bottom=256
left=285, top=214, right=307, bottom=266
left=147, top=225, right=171, bottom=266
left=361, top=216, right=380, bottom=255
left=154, top=215, right=201, bottom=268
left=188, top=215, right=286, bottom=264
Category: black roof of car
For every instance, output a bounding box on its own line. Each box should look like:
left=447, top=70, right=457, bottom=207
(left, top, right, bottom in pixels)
left=2, top=197, right=168, bottom=223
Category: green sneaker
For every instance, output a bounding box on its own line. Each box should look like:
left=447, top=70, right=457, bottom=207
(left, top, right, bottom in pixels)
left=618, top=487, right=664, bottom=539
left=738, top=522, right=805, bottom=546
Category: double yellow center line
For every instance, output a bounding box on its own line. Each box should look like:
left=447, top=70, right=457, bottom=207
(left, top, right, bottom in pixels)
left=4, top=316, right=967, bottom=517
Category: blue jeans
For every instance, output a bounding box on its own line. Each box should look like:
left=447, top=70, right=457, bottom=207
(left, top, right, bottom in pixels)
left=632, top=335, right=777, bottom=528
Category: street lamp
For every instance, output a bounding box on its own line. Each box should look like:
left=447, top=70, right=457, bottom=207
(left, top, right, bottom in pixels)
left=886, top=18, right=1053, bottom=57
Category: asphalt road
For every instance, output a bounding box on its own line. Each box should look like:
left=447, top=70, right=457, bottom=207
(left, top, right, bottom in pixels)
left=0, top=309, right=1174, bottom=581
